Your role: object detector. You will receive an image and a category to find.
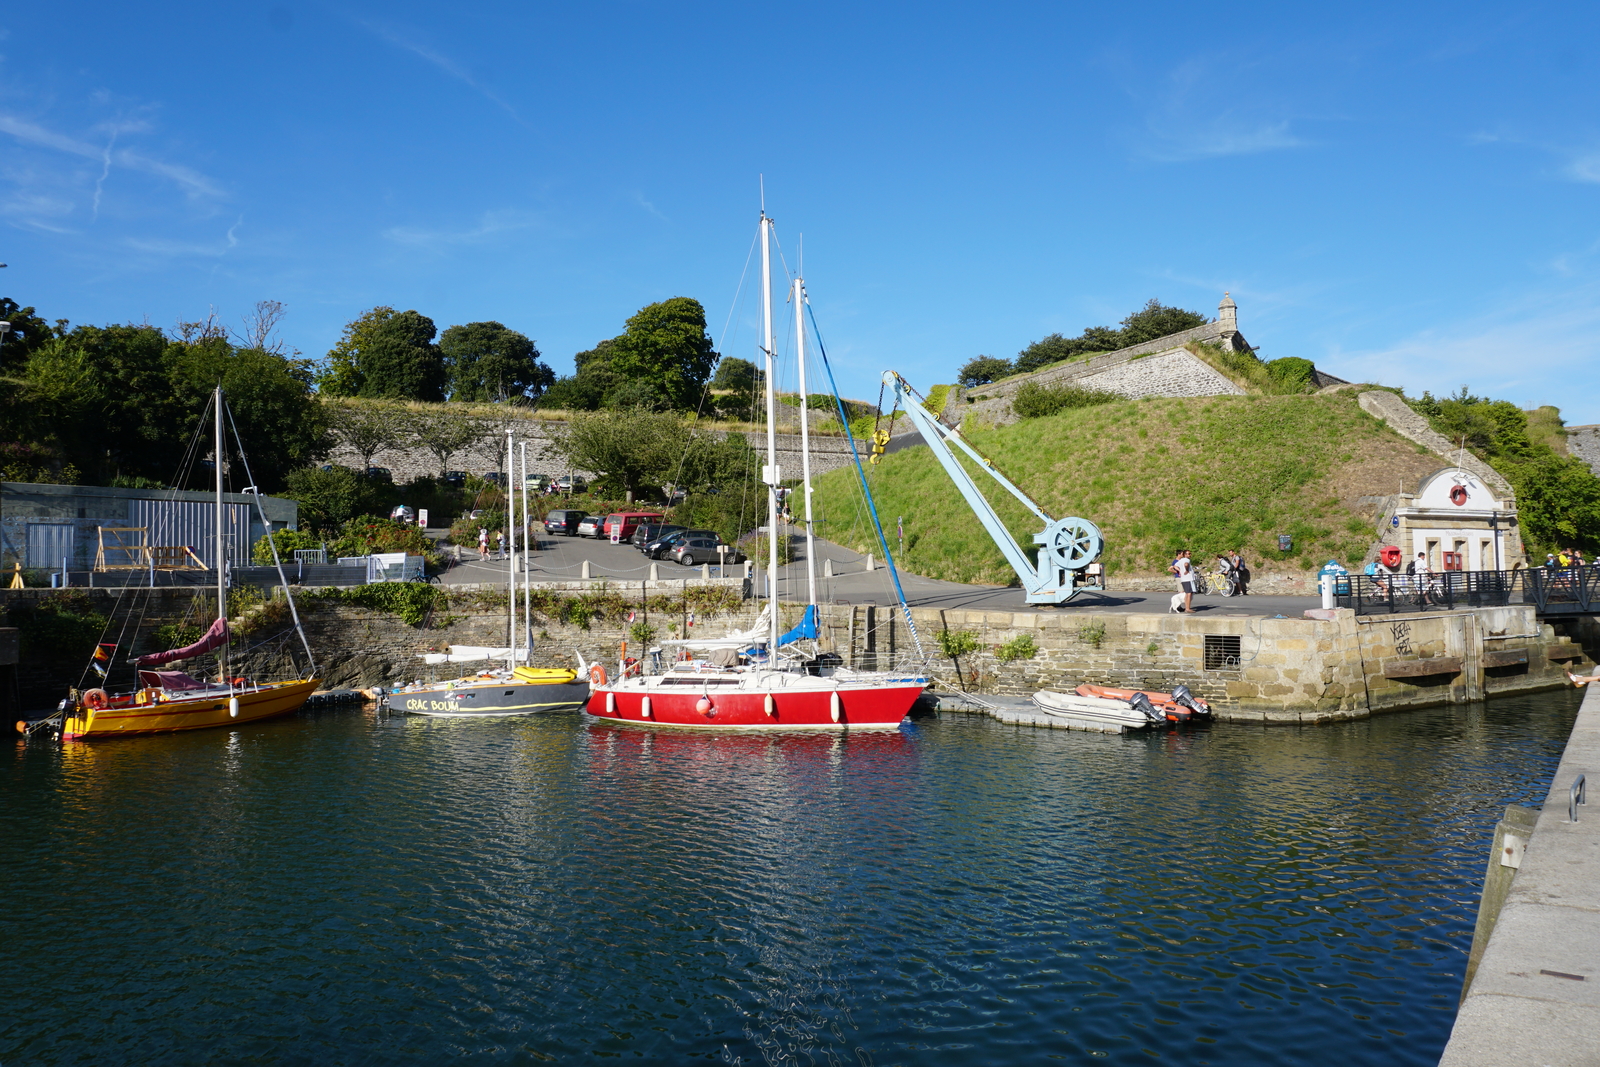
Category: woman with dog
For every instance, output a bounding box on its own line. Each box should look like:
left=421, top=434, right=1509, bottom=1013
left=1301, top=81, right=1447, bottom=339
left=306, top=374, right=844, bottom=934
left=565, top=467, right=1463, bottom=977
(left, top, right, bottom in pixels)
left=1170, top=549, right=1197, bottom=613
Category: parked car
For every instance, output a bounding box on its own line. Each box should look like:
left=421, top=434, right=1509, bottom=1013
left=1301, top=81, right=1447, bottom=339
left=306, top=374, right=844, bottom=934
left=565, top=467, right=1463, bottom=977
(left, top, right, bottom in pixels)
left=602, top=511, right=665, bottom=542
left=389, top=505, right=416, bottom=524
left=670, top=536, right=745, bottom=567
left=554, top=475, right=588, bottom=494
left=364, top=466, right=393, bottom=483
left=443, top=470, right=467, bottom=488
left=631, top=523, right=684, bottom=549
left=643, top=528, right=719, bottom=560
left=575, top=515, right=605, bottom=538
left=524, top=473, right=553, bottom=493
left=544, top=509, right=588, bottom=536
left=484, top=471, right=507, bottom=487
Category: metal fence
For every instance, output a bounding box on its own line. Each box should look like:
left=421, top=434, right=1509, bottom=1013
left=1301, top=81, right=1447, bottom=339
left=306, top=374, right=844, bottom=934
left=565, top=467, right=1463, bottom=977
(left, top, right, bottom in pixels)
left=1522, top=565, right=1600, bottom=615
left=1336, top=569, right=1522, bottom=616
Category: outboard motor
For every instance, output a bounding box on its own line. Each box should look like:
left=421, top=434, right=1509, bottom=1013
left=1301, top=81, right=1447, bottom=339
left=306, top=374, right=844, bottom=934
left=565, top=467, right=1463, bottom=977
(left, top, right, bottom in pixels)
left=1170, top=684, right=1210, bottom=717
left=1128, top=691, right=1164, bottom=723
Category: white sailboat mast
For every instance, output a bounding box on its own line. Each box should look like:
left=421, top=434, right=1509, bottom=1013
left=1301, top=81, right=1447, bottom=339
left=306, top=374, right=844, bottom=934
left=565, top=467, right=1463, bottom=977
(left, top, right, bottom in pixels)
left=505, top=427, right=516, bottom=663
left=760, top=211, right=780, bottom=656
left=520, top=440, right=532, bottom=656
left=215, top=385, right=227, bottom=683
left=793, top=271, right=817, bottom=611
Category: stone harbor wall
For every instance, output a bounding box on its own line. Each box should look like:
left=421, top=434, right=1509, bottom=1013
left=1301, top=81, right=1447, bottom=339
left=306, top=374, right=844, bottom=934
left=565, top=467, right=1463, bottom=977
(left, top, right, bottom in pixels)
left=6, top=587, right=1583, bottom=723
left=1568, top=424, right=1600, bottom=477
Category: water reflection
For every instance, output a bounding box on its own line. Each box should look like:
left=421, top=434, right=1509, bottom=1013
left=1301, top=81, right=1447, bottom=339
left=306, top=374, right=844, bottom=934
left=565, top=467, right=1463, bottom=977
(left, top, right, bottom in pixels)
left=1, top=690, right=1582, bottom=1065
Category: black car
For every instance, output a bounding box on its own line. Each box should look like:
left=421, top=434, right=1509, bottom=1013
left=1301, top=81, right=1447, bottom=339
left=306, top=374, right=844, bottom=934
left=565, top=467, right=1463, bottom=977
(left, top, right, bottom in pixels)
left=443, top=470, right=467, bottom=488
left=643, top=528, right=718, bottom=560
left=364, top=466, right=393, bottom=483
left=631, top=523, right=685, bottom=549
left=544, top=509, right=588, bottom=536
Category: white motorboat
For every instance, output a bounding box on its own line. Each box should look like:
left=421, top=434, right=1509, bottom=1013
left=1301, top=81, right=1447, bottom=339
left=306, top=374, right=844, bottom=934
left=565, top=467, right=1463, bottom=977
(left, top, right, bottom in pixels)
left=1030, top=690, right=1163, bottom=731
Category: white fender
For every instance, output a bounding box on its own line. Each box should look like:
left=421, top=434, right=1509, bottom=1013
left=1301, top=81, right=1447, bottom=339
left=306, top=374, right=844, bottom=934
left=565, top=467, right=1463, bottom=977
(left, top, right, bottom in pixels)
left=606, top=691, right=615, bottom=714
left=228, top=697, right=240, bottom=719
left=830, top=691, right=841, bottom=723
left=641, top=695, right=652, bottom=719
left=764, top=693, right=776, bottom=718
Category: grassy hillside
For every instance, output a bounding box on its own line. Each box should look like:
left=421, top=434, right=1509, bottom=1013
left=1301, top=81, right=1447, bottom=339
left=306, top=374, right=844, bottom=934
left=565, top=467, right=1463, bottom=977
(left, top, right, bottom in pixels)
left=811, top=392, right=1443, bottom=584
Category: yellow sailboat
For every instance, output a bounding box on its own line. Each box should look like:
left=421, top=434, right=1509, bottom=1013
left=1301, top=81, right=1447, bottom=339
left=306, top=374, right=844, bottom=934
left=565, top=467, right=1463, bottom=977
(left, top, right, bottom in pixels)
left=39, top=386, right=320, bottom=741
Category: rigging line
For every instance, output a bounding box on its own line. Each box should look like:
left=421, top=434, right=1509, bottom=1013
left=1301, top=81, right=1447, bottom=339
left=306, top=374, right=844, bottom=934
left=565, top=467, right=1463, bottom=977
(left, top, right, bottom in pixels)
left=716, top=226, right=761, bottom=353
left=224, top=400, right=317, bottom=674
left=805, top=303, right=926, bottom=662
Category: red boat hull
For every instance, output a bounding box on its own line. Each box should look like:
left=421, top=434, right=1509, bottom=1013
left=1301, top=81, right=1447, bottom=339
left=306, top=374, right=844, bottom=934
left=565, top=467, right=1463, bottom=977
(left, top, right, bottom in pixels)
left=585, top=681, right=924, bottom=729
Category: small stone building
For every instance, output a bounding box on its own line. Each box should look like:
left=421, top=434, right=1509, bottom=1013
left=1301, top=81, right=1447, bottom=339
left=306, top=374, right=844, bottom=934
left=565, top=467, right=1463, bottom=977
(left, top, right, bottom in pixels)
left=1390, top=468, right=1524, bottom=572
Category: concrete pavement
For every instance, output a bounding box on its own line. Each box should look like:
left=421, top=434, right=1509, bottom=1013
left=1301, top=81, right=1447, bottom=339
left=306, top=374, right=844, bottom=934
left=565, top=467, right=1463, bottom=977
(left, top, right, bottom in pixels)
left=427, top=526, right=1326, bottom=618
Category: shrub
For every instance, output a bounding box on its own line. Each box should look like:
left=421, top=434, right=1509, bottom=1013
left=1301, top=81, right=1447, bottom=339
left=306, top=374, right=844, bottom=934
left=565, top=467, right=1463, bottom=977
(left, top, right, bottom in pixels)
left=1011, top=382, right=1121, bottom=419
left=935, top=628, right=980, bottom=660
left=1077, top=621, right=1106, bottom=649
left=741, top=532, right=793, bottom=566
left=1265, top=357, right=1315, bottom=394
left=252, top=528, right=322, bottom=565
left=994, top=632, right=1039, bottom=663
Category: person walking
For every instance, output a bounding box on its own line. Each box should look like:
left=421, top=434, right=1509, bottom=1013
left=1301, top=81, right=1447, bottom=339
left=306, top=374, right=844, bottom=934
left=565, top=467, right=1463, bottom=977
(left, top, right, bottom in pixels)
left=496, top=530, right=506, bottom=560
left=1228, top=549, right=1248, bottom=595
left=1413, top=551, right=1435, bottom=605
left=1171, top=549, right=1198, bottom=613
left=477, top=527, right=489, bottom=561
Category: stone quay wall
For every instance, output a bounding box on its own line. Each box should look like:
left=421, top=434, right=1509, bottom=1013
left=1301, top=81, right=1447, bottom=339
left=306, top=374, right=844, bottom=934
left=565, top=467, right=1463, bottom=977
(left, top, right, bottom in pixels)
left=7, top=587, right=1585, bottom=722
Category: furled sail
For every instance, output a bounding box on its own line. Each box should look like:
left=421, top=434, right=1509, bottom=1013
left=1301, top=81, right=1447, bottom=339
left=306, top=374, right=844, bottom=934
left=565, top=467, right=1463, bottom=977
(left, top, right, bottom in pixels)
left=135, top=617, right=229, bottom=667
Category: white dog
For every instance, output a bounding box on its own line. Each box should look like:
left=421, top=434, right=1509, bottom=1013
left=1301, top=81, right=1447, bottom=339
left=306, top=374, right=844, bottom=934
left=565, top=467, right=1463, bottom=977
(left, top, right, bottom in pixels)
left=1168, top=593, right=1186, bottom=613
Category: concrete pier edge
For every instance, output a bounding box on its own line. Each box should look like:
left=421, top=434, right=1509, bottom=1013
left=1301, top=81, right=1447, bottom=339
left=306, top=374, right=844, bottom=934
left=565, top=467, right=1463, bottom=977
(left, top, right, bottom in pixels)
left=1440, top=681, right=1600, bottom=1066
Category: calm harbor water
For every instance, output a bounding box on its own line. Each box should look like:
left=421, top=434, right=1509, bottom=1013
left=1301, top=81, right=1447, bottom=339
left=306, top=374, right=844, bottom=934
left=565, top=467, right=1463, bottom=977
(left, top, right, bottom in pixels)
left=2, top=690, right=1582, bottom=1066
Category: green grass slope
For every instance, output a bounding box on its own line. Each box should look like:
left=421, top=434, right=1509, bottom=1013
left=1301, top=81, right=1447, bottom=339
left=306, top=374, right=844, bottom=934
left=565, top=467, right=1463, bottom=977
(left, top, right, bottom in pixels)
left=811, top=392, right=1443, bottom=584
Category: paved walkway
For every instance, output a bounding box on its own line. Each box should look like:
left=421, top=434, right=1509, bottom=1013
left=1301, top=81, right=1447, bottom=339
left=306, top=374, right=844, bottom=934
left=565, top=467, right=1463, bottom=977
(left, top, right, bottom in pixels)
left=1440, top=682, right=1600, bottom=1066
left=429, top=528, right=1325, bottom=618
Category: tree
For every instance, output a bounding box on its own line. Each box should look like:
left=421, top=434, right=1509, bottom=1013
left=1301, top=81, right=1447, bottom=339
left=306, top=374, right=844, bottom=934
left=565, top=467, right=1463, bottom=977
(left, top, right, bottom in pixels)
left=549, top=407, right=693, bottom=501
left=0, top=297, right=61, bottom=359
left=956, top=355, right=1013, bottom=388
left=711, top=356, right=761, bottom=392
left=1118, top=299, right=1208, bottom=347
left=410, top=407, right=490, bottom=475
left=166, top=339, right=333, bottom=492
left=440, top=321, right=553, bottom=402
left=1014, top=331, right=1104, bottom=374
left=281, top=466, right=375, bottom=535
left=604, top=297, right=719, bottom=410
left=319, top=307, right=447, bottom=401
left=332, top=402, right=405, bottom=470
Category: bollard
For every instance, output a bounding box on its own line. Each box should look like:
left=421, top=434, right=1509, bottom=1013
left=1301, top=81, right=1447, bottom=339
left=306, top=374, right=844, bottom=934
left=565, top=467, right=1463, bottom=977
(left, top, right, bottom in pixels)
left=701, top=563, right=710, bottom=580
left=650, top=563, right=659, bottom=581
left=581, top=560, right=591, bottom=579
left=866, top=554, right=875, bottom=572
left=824, top=558, right=834, bottom=578
left=1320, top=574, right=1335, bottom=610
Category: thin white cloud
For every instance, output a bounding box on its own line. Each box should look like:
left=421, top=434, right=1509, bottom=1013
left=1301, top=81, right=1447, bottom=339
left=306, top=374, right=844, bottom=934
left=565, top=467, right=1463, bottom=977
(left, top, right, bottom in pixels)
left=1328, top=291, right=1600, bottom=425
left=1144, top=119, right=1303, bottom=163
left=0, top=112, right=222, bottom=200
left=633, top=191, right=667, bottom=222
left=1563, top=152, right=1600, bottom=184
left=381, top=208, right=539, bottom=248
left=1126, top=54, right=1309, bottom=164
left=357, top=19, right=525, bottom=125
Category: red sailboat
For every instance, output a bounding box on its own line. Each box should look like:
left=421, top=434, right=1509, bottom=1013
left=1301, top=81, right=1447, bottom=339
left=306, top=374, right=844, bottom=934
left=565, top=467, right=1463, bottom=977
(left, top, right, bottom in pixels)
left=585, top=209, right=928, bottom=730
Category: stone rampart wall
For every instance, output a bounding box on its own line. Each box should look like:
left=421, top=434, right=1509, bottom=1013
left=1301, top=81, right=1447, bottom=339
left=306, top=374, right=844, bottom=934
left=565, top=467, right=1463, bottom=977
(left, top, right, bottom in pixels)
left=1568, top=424, right=1600, bottom=477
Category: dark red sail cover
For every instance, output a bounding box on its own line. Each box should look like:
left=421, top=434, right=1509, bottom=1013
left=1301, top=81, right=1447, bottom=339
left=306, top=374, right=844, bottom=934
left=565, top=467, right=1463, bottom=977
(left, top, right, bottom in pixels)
left=135, top=617, right=229, bottom=667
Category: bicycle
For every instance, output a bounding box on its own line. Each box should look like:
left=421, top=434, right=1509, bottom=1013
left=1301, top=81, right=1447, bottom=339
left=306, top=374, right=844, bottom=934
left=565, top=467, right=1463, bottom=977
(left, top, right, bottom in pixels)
left=1205, top=569, right=1241, bottom=597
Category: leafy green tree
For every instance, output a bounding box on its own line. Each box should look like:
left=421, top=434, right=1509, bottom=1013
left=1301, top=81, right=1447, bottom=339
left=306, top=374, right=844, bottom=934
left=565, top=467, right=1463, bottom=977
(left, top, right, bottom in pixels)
left=550, top=407, right=692, bottom=501
left=320, top=307, right=446, bottom=401
left=0, top=297, right=61, bottom=359
left=281, top=465, right=377, bottom=535
left=1014, top=328, right=1119, bottom=374
left=166, top=339, right=332, bottom=492
left=1118, top=299, right=1208, bottom=346
left=604, top=297, right=719, bottom=410
left=440, top=321, right=553, bottom=402
left=711, top=356, right=761, bottom=392
left=956, top=355, right=1013, bottom=387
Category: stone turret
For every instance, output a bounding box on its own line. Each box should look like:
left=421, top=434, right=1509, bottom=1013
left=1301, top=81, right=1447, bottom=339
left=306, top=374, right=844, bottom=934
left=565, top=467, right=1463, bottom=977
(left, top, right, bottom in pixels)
left=1217, top=292, right=1240, bottom=350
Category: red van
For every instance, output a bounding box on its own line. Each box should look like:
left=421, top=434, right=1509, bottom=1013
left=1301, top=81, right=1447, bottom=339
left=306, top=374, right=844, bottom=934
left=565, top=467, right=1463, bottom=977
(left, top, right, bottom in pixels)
left=602, top=511, right=665, bottom=542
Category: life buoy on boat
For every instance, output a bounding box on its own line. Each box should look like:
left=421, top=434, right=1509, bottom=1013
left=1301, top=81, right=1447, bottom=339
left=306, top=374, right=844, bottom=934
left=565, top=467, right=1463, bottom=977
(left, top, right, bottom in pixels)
left=83, top=689, right=109, bottom=710
left=589, top=663, right=607, bottom=687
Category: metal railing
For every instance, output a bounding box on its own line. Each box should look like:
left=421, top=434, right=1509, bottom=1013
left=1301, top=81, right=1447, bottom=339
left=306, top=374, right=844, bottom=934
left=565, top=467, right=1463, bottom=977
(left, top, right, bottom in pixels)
left=1336, top=569, right=1521, bottom=616
left=1523, top=565, right=1600, bottom=615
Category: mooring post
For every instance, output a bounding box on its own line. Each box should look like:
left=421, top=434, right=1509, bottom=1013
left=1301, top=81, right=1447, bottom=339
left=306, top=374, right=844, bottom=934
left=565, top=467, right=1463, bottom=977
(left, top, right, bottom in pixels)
left=581, top=560, right=590, bottom=579
left=1461, top=804, right=1538, bottom=1002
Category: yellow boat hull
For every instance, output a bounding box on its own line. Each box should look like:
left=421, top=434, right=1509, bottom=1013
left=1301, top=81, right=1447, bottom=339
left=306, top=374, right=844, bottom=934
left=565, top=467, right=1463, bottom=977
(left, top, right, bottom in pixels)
left=62, top=678, right=322, bottom=740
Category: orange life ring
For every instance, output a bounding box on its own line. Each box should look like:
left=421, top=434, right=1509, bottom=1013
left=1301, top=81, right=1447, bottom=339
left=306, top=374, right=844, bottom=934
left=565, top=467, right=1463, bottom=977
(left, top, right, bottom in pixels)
left=1449, top=485, right=1468, bottom=506
left=589, top=663, right=607, bottom=687
left=83, top=688, right=110, bottom=710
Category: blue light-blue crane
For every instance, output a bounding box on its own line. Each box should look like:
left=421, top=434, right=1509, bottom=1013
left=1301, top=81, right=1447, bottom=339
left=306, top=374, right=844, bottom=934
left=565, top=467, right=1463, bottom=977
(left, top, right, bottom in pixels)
left=883, top=371, right=1106, bottom=605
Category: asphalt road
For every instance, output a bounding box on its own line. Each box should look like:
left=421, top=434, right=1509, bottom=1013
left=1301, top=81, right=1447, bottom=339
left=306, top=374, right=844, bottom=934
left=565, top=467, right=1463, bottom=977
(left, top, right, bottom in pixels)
left=429, top=527, right=1325, bottom=618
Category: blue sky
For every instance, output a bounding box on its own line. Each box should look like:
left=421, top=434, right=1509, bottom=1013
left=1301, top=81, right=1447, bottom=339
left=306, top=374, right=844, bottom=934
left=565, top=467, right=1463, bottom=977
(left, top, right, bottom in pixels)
left=4, top=2, right=1599, bottom=423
